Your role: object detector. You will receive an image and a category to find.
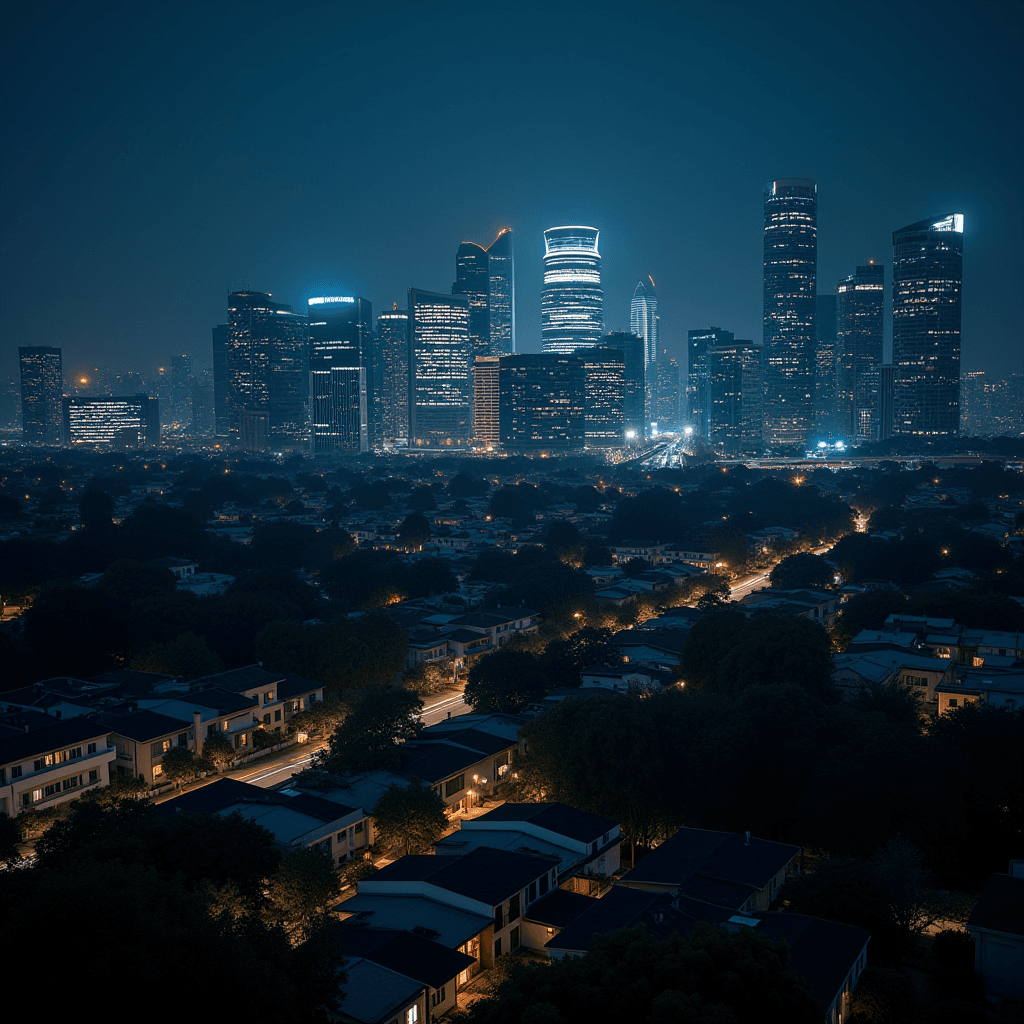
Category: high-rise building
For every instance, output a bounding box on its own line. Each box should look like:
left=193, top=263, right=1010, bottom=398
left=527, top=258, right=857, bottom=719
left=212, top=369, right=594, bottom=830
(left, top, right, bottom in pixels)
left=707, top=340, right=764, bottom=455
left=62, top=395, right=160, bottom=447
left=836, top=262, right=885, bottom=442
left=541, top=226, right=603, bottom=353
left=630, top=277, right=660, bottom=368
left=582, top=350, right=625, bottom=447
left=687, top=327, right=733, bottom=440
left=226, top=291, right=309, bottom=447
left=377, top=305, right=411, bottom=446
left=814, top=294, right=838, bottom=436
left=878, top=363, right=896, bottom=441
left=656, top=350, right=681, bottom=428
left=308, top=296, right=372, bottom=453
left=169, top=354, right=193, bottom=429
left=597, top=332, right=645, bottom=441
left=762, top=178, right=817, bottom=449
left=499, top=353, right=585, bottom=450
left=452, top=228, right=516, bottom=360
left=18, top=346, right=63, bottom=444
left=473, top=356, right=501, bottom=448
left=408, top=289, right=472, bottom=448
left=892, top=214, right=963, bottom=438
left=190, top=370, right=215, bottom=437
left=959, top=372, right=1024, bottom=438
left=211, top=324, right=230, bottom=436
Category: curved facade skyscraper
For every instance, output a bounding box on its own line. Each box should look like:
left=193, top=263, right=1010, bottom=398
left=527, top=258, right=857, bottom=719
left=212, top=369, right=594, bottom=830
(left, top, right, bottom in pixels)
left=762, top=178, right=817, bottom=450
left=541, top=226, right=603, bottom=353
left=451, top=228, right=515, bottom=358
left=892, top=214, right=963, bottom=438
left=630, top=276, right=659, bottom=367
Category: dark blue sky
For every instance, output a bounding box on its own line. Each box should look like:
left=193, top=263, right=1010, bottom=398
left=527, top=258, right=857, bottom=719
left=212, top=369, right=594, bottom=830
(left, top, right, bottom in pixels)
left=3, top=0, right=1021, bottom=379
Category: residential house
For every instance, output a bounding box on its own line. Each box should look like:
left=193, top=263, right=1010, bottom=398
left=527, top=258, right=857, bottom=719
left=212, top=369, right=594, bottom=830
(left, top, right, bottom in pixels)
left=580, top=665, right=675, bottom=694
left=936, top=669, right=1024, bottom=715
left=966, top=869, right=1024, bottom=1001
left=106, top=710, right=196, bottom=785
left=335, top=957, right=426, bottom=1024
left=613, top=627, right=689, bottom=669
left=134, top=687, right=259, bottom=753
left=832, top=650, right=955, bottom=702
left=742, top=588, right=840, bottom=625
left=0, top=717, right=115, bottom=817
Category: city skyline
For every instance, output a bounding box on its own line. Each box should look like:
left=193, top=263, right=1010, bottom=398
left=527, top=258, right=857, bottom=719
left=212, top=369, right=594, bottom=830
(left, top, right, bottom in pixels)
left=2, top=2, right=1019, bottom=382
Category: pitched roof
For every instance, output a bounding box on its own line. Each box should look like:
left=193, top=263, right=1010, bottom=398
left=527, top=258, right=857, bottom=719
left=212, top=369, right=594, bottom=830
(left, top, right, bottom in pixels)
left=339, top=894, right=491, bottom=948
left=105, top=710, right=191, bottom=743
left=524, top=888, right=597, bottom=928
left=337, top=957, right=422, bottom=1024
left=471, top=802, right=618, bottom=843
left=968, top=874, right=1024, bottom=937
left=0, top=717, right=111, bottom=764
left=544, top=886, right=666, bottom=950
left=158, top=777, right=357, bottom=822
left=620, top=827, right=799, bottom=901
left=333, top=927, right=474, bottom=989
left=189, top=665, right=283, bottom=691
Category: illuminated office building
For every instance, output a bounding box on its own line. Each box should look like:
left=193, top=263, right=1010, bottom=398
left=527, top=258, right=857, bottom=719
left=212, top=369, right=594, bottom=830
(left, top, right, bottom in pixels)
left=814, top=294, right=838, bottom=435
left=499, top=353, right=585, bottom=450
left=308, top=296, right=372, bottom=452
left=836, top=262, right=884, bottom=441
left=226, top=291, right=309, bottom=446
left=582, top=350, right=625, bottom=447
left=377, top=305, right=410, bottom=445
left=707, top=340, right=763, bottom=455
left=597, top=332, right=645, bottom=441
left=892, top=214, right=963, bottom=437
left=877, top=363, right=896, bottom=441
left=541, top=226, right=603, bottom=353
left=473, top=356, right=501, bottom=448
left=211, top=324, right=230, bottom=436
left=630, top=277, right=660, bottom=367
left=18, top=345, right=63, bottom=443
left=687, top=327, right=733, bottom=440
left=408, top=289, right=471, bottom=447
left=487, top=228, right=515, bottom=355
left=656, top=352, right=681, bottom=428
left=62, top=395, right=160, bottom=447
left=169, top=354, right=193, bottom=429
left=763, top=178, right=817, bottom=449
left=452, top=228, right=516, bottom=359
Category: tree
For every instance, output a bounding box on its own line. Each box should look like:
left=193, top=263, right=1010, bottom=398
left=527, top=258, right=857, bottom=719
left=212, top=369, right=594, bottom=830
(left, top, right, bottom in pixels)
left=160, top=746, right=207, bottom=787
left=872, top=838, right=929, bottom=947
left=79, top=488, right=114, bottom=530
left=250, top=520, right=319, bottom=570
left=465, top=648, right=550, bottom=713
left=398, top=512, right=431, bottom=548
left=201, top=591, right=304, bottom=666
left=99, top=559, right=177, bottom=606
left=621, top=557, right=653, bottom=577
left=270, top=848, right=341, bottom=941
left=544, top=521, right=587, bottom=566
left=847, top=967, right=917, bottom=1024
left=371, top=780, right=448, bottom=856
left=0, top=813, right=22, bottom=865
left=407, top=486, right=436, bottom=511
left=540, top=627, right=620, bottom=687
left=134, top=631, right=223, bottom=678
left=230, top=569, right=323, bottom=618
left=315, top=686, right=423, bottom=772
left=286, top=696, right=347, bottom=738
left=770, top=552, right=834, bottom=590
left=447, top=473, right=488, bottom=498
left=202, top=733, right=236, bottom=770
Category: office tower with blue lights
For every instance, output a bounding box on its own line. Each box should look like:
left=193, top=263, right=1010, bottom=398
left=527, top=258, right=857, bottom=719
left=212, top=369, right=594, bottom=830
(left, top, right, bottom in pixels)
left=656, top=350, right=681, bottom=428
left=835, top=262, right=884, bottom=442
left=687, top=327, right=733, bottom=440
left=707, top=339, right=764, bottom=455
left=541, top=226, right=603, bottom=353
left=18, top=345, right=64, bottom=444
left=62, top=394, right=160, bottom=447
left=582, top=349, right=625, bottom=447
left=307, top=296, right=372, bottom=453
left=598, top=331, right=645, bottom=441
left=225, top=291, right=309, bottom=448
left=499, top=353, right=585, bottom=450
left=814, top=294, right=838, bottom=436
left=473, top=356, right=501, bottom=448
left=452, top=228, right=515, bottom=359
left=168, top=354, right=192, bottom=429
left=630, top=277, right=659, bottom=367
left=408, top=288, right=472, bottom=447
left=892, top=214, right=963, bottom=438
left=377, top=304, right=410, bottom=446
left=762, top=178, right=817, bottom=450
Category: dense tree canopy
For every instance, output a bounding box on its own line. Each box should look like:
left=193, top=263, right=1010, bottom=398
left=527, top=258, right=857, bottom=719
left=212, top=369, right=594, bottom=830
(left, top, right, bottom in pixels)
left=314, top=686, right=423, bottom=773
left=770, top=552, right=834, bottom=590
left=465, top=648, right=550, bottom=713
left=372, top=780, right=449, bottom=856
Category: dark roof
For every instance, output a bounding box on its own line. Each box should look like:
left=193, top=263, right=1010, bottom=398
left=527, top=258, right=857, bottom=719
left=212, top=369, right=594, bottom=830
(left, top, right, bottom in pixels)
left=333, top=927, right=474, bottom=989
left=613, top=628, right=690, bottom=653
left=397, top=729, right=515, bottom=784
left=620, top=827, right=800, bottom=901
left=90, top=669, right=173, bottom=688
left=106, top=710, right=192, bottom=742
left=368, top=847, right=555, bottom=907
left=184, top=686, right=258, bottom=714
left=158, top=777, right=357, bottom=822
left=189, top=665, right=283, bottom=691
left=0, top=716, right=111, bottom=764
left=473, top=803, right=618, bottom=843
left=545, top=886, right=665, bottom=950
left=968, top=874, right=1024, bottom=937
left=276, top=672, right=324, bottom=699
left=524, top=889, right=598, bottom=928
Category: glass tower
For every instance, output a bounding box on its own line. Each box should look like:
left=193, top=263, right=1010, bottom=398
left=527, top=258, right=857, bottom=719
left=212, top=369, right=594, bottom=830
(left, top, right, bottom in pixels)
left=452, top=228, right=515, bottom=359
left=762, top=178, right=817, bottom=450
left=211, top=324, right=230, bottom=436
left=487, top=228, right=515, bottom=355
left=62, top=395, right=160, bottom=447
left=583, top=350, right=625, bottom=447
left=377, top=305, right=410, bottom=446
left=630, top=277, right=660, bottom=367
left=707, top=339, right=764, bottom=455
left=541, top=226, right=603, bottom=353
left=836, top=262, right=885, bottom=442
left=656, top=352, right=681, bottom=427
left=813, top=294, right=838, bottom=437
left=226, top=291, right=309, bottom=446
left=597, top=332, right=645, bottom=441
left=687, top=327, right=733, bottom=441
left=472, top=356, right=501, bottom=448
left=892, top=214, right=963, bottom=438
left=18, top=345, right=63, bottom=443
left=499, top=353, right=585, bottom=450
left=408, top=288, right=472, bottom=448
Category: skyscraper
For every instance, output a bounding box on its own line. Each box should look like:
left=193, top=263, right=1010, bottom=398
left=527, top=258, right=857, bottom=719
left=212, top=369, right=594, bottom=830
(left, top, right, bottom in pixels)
left=655, top=351, right=681, bottom=427
left=308, top=296, right=372, bottom=452
left=597, top=332, right=645, bottom=441
left=707, top=339, right=763, bottom=455
left=18, top=345, right=63, bottom=443
left=814, top=294, right=838, bottom=437
left=472, top=356, right=501, bottom=448
left=630, top=277, right=659, bottom=367
left=226, top=291, right=309, bottom=446
left=762, top=178, right=817, bottom=449
left=892, top=214, right=963, bottom=438
left=408, top=289, right=472, bottom=448
left=499, top=353, right=585, bottom=450
left=211, top=324, right=230, bottom=436
left=62, top=395, right=160, bottom=447
left=582, top=350, right=625, bottom=447
left=377, top=305, right=410, bottom=446
left=687, top=327, right=733, bottom=440
left=452, top=228, right=516, bottom=359
left=541, top=226, right=603, bottom=353
left=836, top=262, right=885, bottom=442
left=169, top=354, right=193, bottom=429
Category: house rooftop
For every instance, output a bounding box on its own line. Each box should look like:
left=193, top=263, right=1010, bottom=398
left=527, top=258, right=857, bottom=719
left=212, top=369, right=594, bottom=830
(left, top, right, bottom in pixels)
left=332, top=926, right=475, bottom=990
left=0, top=716, right=112, bottom=764
left=545, top=886, right=666, bottom=950
left=523, top=888, right=597, bottom=928
left=968, top=873, right=1024, bottom=937
left=336, top=957, right=423, bottom=1024
left=105, top=709, right=192, bottom=743
left=338, top=894, right=491, bottom=949
left=470, top=802, right=618, bottom=844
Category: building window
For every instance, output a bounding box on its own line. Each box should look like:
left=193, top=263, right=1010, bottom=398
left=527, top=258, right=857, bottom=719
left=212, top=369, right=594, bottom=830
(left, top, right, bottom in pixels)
left=274, top=710, right=282, bottom=722
left=153, top=764, right=164, bottom=777
left=494, top=936, right=502, bottom=959
left=430, top=986, right=446, bottom=1007
left=11, top=765, right=22, bottom=779
left=89, top=769, right=99, bottom=783
left=355, top=820, right=364, bottom=833
left=406, top=1006, right=419, bottom=1024
left=87, top=742, right=97, bottom=754
left=445, top=774, right=465, bottom=798
left=510, top=926, right=520, bottom=950
left=948, top=699, right=958, bottom=708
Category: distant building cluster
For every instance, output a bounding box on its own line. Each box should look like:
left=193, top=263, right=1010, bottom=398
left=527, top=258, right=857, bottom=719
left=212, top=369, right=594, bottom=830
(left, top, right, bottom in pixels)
left=14, top=194, right=1000, bottom=456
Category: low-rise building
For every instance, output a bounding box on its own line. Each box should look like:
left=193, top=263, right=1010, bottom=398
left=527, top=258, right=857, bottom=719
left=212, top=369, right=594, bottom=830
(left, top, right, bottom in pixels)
left=832, top=651, right=955, bottom=702
left=966, top=869, right=1024, bottom=1002
left=106, top=709, right=195, bottom=785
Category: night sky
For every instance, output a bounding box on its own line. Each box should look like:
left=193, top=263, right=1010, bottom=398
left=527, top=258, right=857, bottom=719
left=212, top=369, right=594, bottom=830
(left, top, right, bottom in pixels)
left=3, top=0, right=1021, bottom=379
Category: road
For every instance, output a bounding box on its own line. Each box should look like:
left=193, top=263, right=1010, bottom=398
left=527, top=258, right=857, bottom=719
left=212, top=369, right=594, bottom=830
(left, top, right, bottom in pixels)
left=727, top=543, right=834, bottom=603
left=222, top=687, right=469, bottom=791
